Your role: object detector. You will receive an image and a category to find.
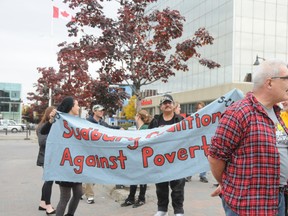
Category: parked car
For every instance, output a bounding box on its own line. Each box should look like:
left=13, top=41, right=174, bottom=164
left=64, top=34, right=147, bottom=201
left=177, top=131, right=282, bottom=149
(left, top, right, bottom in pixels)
left=0, top=119, right=23, bottom=133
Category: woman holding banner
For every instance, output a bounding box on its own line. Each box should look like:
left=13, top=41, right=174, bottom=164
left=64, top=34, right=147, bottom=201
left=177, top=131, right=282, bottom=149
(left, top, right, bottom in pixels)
left=41, top=96, right=82, bottom=216
left=37, top=106, right=56, bottom=215
left=121, top=109, right=152, bottom=208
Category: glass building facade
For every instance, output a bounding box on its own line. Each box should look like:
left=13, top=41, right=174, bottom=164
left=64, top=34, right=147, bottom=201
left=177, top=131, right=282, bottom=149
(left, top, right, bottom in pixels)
left=0, top=83, right=22, bottom=123
left=141, top=0, right=288, bottom=115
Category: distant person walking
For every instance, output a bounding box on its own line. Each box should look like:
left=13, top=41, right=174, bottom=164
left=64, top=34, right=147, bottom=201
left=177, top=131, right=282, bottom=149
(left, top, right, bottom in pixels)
left=121, top=109, right=152, bottom=208
left=41, top=96, right=82, bottom=216
left=36, top=106, right=56, bottom=215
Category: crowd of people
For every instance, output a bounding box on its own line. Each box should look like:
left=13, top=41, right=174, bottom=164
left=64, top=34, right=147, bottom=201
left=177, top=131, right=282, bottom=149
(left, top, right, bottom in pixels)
left=36, top=59, right=288, bottom=216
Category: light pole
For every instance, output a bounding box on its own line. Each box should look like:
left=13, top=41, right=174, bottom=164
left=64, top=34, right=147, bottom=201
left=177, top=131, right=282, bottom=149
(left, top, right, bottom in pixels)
left=253, top=55, right=266, bottom=66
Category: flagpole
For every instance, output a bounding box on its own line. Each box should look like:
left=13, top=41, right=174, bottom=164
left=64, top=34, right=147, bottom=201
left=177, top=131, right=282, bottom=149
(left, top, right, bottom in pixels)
left=50, top=0, right=55, bottom=106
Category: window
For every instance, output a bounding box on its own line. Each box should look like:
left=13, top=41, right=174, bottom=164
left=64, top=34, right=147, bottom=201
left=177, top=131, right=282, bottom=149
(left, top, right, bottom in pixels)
left=11, top=91, right=20, bottom=99
left=0, top=103, right=9, bottom=112
left=0, top=90, right=9, bottom=98
left=11, top=104, right=19, bottom=112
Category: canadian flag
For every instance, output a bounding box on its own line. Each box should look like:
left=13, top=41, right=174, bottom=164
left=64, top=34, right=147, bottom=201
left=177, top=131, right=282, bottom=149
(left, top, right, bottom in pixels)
left=53, top=6, right=74, bottom=21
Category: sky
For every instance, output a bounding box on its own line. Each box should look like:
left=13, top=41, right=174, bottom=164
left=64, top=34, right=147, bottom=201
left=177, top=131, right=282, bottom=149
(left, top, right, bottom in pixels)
left=0, top=0, right=117, bottom=104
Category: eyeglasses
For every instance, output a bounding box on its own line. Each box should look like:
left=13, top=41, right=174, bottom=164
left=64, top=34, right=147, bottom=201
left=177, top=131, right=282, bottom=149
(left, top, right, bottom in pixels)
left=271, top=76, right=288, bottom=80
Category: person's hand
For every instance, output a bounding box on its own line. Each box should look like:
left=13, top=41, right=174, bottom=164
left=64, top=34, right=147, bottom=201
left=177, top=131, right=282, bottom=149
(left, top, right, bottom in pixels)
left=210, top=184, right=222, bottom=197
left=49, top=109, right=57, bottom=123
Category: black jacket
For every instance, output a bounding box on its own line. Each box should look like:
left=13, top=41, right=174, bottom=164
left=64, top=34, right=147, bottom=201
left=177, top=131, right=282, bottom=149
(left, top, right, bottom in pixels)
left=148, top=113, right=184, bottom=129
left=36, top=124, right=48, bottom=166
left=87, top=115, right=121, bottom=129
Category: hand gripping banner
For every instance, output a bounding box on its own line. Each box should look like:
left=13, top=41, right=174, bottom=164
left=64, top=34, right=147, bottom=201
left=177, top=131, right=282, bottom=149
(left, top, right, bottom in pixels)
left=43, top=88, right=244, bottom=184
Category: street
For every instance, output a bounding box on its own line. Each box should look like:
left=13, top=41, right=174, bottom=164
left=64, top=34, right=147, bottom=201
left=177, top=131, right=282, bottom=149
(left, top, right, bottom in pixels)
left=0, top=132, right=224, bottom=216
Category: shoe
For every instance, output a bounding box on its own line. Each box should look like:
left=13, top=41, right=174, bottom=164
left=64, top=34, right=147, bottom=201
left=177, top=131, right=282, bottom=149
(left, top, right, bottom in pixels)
left=87, top=197, right=95, bottom=204
left=121, top=199, right=135, bottom=207
left=133, top=200, right=145, bottom=208
left=154, top=211, right=168, bottom=216
left=185, top=176, right=192, bottom=182
left=175, top=214, right=184, bottom=216
left=46, top=209, right=56, bottom=215
left=38, top=206, right=46, bottom=211
left=200, top=176, right=208, bottom=183
left=115, top=184, right=125, bottom=189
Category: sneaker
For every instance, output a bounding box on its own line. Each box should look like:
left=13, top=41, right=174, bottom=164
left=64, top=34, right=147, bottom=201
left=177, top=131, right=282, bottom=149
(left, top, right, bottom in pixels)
left=154, top=211, right=168, bottom=216
left=121, top=199, right=135, bottom=207
left=175, top=214, right=184, bottom=216
left=132, top=200, right=145, bottom=208
left=87, top=197, right=95, bottom=204
left=200, top=176, right=208, bottom=183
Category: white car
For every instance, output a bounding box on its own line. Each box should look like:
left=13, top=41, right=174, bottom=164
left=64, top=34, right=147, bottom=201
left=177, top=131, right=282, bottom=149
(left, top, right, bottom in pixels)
left=0, top=120, right=23, bottom=133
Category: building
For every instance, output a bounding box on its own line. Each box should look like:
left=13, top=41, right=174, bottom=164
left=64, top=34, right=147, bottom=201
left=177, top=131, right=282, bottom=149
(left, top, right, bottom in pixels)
left=140, top=0, right=286, bottom=115
left=0, top=82, right=22, bottom=123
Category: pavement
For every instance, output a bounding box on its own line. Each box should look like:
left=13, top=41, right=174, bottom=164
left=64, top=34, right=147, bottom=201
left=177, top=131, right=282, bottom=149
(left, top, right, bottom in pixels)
left=0, top=131, right=225, bottom=216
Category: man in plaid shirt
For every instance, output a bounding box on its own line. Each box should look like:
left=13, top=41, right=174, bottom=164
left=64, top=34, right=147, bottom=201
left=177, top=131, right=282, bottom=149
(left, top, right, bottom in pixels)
left=208, top=59, right=288, bottom=216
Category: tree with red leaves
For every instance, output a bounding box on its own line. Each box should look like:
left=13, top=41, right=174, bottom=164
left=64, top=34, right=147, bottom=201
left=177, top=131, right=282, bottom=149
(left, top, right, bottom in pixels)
left=60, top=0, right=220, bottom=98
left=27, top=65, right=128, bottom=116
left=29, top=0, right=220, bottom=114
left=27, top=67, right=63, bottom=114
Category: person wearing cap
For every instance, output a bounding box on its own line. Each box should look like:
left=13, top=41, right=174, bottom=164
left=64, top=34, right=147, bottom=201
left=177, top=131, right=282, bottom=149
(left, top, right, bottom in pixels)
left=82, top=104, right=124, bottom=204
left=87, top=104, right=123, bottom=129
left=148, top=94, right=185, bottom=216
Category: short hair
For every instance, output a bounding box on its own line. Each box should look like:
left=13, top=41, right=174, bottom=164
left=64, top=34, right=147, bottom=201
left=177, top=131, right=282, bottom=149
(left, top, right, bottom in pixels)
left=253, top=59, right=287, bottom=89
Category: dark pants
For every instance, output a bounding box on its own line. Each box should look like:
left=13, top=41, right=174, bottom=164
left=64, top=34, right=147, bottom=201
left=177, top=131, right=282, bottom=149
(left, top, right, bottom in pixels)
left=128, top=184, right=147, bottom=201
left=41, top=181, right=53, bottom=205
left=156, top=178, right=185, bottom=214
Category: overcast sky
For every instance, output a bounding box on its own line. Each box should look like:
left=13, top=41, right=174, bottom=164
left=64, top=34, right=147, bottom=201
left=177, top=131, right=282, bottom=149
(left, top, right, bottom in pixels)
left=0, top=0, right=117, bottom=104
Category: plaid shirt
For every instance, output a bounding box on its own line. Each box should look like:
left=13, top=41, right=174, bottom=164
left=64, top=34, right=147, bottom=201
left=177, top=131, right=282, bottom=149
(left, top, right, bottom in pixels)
left=209, top=92, right=288, bottom=215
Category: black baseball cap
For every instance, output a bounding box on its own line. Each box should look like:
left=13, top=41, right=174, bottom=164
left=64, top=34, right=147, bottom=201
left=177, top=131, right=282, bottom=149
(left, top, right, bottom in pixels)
left=160, top=94, right=174, bottom=105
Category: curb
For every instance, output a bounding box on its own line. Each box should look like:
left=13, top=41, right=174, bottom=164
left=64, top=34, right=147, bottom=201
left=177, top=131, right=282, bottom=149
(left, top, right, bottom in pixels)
left=95, top=184, right=129, bottom=202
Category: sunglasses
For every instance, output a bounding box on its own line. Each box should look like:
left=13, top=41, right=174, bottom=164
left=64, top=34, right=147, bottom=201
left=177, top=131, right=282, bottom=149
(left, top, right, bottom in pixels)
left=271, top=75, right=288, bottom=80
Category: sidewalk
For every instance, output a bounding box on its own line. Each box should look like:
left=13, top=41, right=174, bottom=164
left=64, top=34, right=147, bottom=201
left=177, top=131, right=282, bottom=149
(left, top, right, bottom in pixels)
left=0, top=134, right=225, bottom=216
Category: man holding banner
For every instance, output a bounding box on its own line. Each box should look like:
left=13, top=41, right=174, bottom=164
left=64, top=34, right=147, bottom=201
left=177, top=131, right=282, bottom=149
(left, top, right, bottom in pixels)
left=208, top=59, right=288, bottom=216
left=82, top=104, right=124, bottom=204
left=149, top=94, right=185, bottom=216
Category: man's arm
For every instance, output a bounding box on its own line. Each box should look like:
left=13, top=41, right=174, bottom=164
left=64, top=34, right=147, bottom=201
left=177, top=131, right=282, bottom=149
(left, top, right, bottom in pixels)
left=208, top=155, right=226, bottom=185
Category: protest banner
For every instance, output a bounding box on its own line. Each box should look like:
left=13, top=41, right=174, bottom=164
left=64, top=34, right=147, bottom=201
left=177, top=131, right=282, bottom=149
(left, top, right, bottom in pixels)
left=44, top=88, right=244, bottom=184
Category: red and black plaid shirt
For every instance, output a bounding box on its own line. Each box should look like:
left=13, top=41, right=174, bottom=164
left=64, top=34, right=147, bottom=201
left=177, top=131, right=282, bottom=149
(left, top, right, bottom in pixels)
left=209, top=92, right=288, bottom=215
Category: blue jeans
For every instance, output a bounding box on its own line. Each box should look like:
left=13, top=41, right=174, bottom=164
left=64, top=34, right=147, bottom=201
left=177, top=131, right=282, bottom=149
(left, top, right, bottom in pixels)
left=221, top=192, right=285, bottom=216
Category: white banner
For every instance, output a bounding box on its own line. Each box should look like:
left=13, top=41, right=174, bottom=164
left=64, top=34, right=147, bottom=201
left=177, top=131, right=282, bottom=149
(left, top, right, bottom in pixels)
left=44, top=88, right=244, bottom=184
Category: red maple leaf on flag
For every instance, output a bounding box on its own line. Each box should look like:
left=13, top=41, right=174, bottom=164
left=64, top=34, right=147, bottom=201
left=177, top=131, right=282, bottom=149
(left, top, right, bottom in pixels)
left=61, top=11, right=70, bottom=18
left=53, top=6, right=74, bottom=21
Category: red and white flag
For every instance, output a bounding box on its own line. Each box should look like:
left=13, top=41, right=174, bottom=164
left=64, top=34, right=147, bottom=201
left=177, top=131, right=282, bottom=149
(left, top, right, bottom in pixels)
left=53, top=6, right=74, bottom=21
